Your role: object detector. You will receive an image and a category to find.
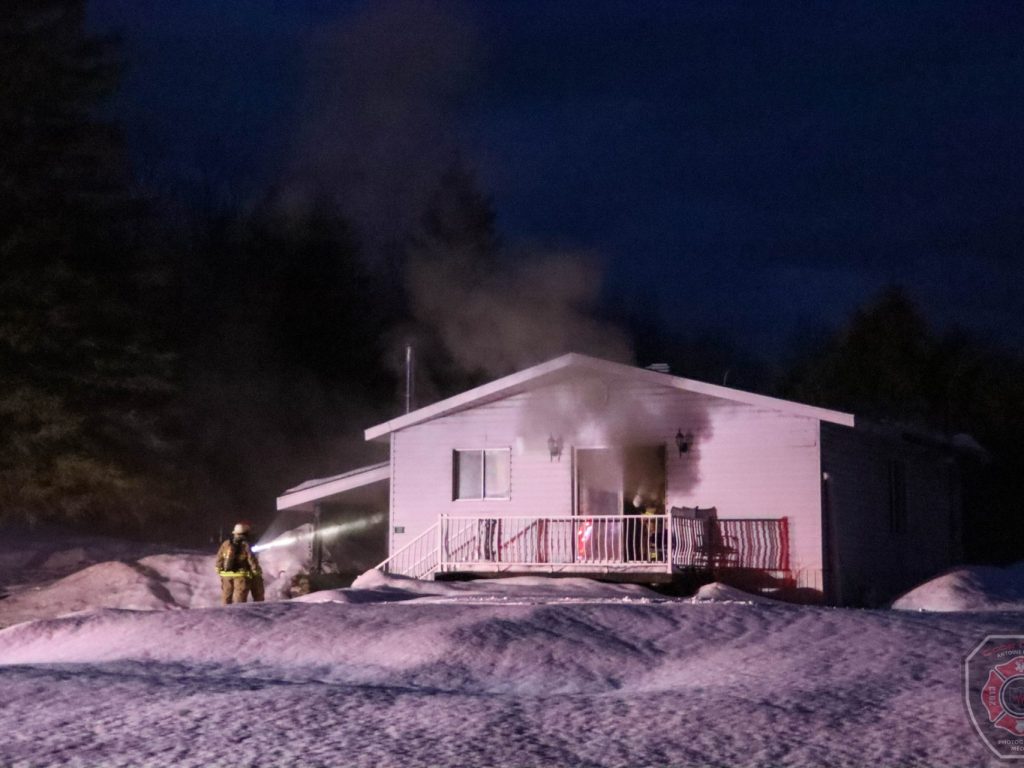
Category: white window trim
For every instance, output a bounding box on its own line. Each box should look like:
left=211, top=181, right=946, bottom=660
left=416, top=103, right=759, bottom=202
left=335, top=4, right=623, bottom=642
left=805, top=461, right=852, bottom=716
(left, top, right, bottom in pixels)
left=452, top=447, right=512, bottom=501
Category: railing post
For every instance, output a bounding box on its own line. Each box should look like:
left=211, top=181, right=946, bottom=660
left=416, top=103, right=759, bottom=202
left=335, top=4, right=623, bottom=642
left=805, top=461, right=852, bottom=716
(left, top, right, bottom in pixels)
left=665, top=511, right=673, bottom=573
left=438, top=514, right=445, bottom=574
left=779, top=516, right=790, bottom=573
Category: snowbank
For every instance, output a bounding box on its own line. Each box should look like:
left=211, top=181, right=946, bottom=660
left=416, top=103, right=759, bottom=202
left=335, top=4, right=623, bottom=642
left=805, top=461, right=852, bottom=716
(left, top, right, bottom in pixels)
left=892, top=562, right=1024, bottom=612
left=0, top=581, right=1016, bottom=767
left=293, top=571, right=662, bottom=606
left=0, top=526, right=325, bottom=629
left=692, top=581, right=776, bottom=603
left=0, top=550, right=777, bottom=630
left=0, top=526, right=174, bottom=588
left=0, top=555, right=219, bottom=627
left=1, top=524, right=1019, bottom=766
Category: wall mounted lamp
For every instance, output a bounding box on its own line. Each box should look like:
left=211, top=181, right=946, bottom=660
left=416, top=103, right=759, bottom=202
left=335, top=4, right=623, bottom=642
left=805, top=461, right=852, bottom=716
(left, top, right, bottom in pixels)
left=548, top=434, right=564, bottom=462
left=675, top=429, right=692, bottom=456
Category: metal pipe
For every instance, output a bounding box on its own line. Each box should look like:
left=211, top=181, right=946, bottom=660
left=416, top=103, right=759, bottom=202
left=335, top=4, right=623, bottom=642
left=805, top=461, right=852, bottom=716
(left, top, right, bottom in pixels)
left=405, top=344, right=414, bottom=414
left=311, top=503, right=323, bottom=575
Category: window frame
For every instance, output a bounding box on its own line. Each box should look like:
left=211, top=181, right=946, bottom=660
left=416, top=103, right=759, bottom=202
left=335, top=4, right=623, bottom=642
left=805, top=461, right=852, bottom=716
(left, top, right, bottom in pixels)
left=452, top=448, right=511, bottom=501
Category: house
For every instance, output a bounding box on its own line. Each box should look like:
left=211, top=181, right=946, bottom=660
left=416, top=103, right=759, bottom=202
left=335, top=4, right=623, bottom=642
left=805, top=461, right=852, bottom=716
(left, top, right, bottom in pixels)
left=277, top=353, right=966, bottom=606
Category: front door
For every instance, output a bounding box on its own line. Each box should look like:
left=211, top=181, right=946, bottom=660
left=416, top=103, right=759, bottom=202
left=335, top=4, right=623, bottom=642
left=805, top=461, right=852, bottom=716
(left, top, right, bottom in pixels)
left=575, top=448, right=622, bottom=562
left=622, top=445, right=667, bottom=561
left=574, top=446, right=667, bottom=563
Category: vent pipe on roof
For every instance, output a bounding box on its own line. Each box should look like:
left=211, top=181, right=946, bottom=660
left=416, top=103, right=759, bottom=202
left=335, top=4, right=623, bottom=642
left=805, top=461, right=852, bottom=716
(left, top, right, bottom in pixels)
left=405, top=344, right=415, bottom=414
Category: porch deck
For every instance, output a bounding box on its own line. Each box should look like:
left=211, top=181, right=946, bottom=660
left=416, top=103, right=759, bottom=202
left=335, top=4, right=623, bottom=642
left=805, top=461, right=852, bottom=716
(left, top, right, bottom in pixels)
left=375, top=511, right=791, bottom=587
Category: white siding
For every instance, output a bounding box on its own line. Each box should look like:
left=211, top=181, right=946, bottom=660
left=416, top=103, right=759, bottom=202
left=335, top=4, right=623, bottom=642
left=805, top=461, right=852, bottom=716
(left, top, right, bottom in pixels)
left=604, top=380, right=823, bottom=590
left=389, top=375, right=825, bottom=590
left=389, top=390, right=574, bottom=555
left=664, top=405, right=823, bottom=591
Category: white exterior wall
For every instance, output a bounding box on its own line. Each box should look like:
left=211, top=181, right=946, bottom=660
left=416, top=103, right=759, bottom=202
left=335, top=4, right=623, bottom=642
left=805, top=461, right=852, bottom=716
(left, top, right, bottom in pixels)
left=387, top=375, right=825, bottom=589
left=662, top=404, right=823, bottom=591
left=603, top=379, right=824, bottom=590
left=388, top=391, right=575, bottom=556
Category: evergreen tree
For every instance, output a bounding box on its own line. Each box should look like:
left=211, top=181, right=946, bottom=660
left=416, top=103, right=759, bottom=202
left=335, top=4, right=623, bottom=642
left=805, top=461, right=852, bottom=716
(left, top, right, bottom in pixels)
left=781, top=286, right=1024, bottom=563
left=782, top=287, right=933, bottom=421
left=0, top=1, right=179, bottom=530
left=171, top=201, right=395, bottom=530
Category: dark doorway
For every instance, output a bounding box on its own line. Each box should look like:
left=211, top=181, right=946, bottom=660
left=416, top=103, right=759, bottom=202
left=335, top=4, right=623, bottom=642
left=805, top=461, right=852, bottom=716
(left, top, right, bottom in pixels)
left=574, top=445, right=667, bottom=563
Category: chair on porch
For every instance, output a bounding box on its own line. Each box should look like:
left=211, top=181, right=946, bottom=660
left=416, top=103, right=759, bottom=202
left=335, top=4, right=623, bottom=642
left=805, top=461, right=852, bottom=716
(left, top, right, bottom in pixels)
left=671, top=506, right=736, bottom=569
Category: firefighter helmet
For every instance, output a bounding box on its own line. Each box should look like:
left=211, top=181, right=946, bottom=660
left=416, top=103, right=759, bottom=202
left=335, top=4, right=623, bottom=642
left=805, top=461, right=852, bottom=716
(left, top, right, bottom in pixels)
left=231, top=522, right=251, bottom=536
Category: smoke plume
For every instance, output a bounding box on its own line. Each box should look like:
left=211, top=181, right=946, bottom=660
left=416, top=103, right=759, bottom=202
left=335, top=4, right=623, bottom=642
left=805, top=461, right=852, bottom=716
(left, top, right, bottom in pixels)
left=287, top=1, right=632, bottom=397
left=408, top=247, right=633, bottom=380
left=285, top=0, right=481, bottom=262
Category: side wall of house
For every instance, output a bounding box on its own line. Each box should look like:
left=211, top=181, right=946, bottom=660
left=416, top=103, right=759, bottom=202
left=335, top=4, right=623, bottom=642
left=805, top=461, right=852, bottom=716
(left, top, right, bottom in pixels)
left=657, top=391, right=824, bottom=593
left=387, top=390, right=575, bottom=557
left=387, top=375, right=825, bottom=589
left=820, top=423, right=961, bottom=606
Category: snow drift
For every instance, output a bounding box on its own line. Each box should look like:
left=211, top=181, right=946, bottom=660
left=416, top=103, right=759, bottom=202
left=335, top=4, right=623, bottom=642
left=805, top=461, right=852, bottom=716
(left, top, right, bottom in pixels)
left=892, top=561, right=1024, bottom=612
left=0, top=526, right=323, bottom=629
left=1, top=526, right=1021, bottom=766
left=0, top=583, right=1016, bottom=767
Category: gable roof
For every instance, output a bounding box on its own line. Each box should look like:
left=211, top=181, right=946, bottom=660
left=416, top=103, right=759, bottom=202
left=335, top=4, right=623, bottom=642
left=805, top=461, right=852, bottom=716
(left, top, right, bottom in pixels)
left=365, top=353, right=854, bottom=441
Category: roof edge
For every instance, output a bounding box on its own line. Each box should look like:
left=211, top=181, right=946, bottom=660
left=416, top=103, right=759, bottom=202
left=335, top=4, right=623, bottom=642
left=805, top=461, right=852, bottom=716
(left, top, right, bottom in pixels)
left=364, top=354, right=586, bottom=440
left=364, top=353, right=855, bottom=440
left=276, top=462, right=390, bottom=511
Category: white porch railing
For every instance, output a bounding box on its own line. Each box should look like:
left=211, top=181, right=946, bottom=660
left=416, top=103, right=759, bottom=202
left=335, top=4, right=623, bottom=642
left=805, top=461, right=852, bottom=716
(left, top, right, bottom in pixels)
left=373, top=512, right=790, bottom=579
left=372, top=522, right=440, bottom=580
left=669, top=514, right=791, bottom=572
left=439, top=514, right=675, bottom=571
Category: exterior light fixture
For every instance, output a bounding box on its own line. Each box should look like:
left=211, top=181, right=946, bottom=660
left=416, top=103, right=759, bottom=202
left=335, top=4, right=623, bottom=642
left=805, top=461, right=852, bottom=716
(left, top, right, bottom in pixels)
left=675, top=429, right=691, bottom=456
left=548, top=434, right=563, bottom=462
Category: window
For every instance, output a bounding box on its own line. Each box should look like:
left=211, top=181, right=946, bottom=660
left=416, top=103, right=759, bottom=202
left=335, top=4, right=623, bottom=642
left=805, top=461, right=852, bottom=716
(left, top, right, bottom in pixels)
left=888, top=459, right=907, bottom=534
left=453, top=449, right=510, bottom=500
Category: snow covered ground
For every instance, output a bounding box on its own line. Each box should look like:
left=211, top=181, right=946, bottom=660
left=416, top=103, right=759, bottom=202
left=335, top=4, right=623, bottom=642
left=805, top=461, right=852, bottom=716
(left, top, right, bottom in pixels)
left=0, top=524, right=323, bottom=629
left=893, top=561, right=1024, bottom=612
left=1, top=532, right=1022, bottom=767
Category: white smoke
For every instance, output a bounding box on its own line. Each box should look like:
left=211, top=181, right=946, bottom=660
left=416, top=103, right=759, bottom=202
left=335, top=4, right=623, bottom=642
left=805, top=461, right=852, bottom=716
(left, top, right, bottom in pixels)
left=253, top=512, right=387, bottom=554
left=284, top=0, right=481, bottom=260
left=407, top=248, right=633, bottom=380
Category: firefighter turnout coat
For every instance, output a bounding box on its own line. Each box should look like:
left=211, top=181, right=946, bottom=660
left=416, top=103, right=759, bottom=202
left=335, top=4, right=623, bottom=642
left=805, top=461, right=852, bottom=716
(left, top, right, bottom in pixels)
left=215, top=538, right=263, bottom=604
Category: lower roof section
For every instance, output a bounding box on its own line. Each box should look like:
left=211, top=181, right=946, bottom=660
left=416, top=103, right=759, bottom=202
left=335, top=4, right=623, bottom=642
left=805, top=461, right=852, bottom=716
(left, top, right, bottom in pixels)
left=277, top=461, right=390, bottom=511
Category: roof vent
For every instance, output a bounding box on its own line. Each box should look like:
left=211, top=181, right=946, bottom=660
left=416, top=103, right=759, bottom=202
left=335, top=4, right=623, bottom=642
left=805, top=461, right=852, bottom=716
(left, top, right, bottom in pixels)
left=645, top=363, right=670, bottom=374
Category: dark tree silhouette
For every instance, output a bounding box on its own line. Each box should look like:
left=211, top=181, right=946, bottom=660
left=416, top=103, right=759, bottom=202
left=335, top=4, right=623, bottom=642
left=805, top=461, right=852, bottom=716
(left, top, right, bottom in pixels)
left=782, top=288, right=932, bottom=421
left=168, top=200, right=396, bottom=532
left=781, top=286, right=1024, bottom=563
left=0, top=1, right=179, bottom=530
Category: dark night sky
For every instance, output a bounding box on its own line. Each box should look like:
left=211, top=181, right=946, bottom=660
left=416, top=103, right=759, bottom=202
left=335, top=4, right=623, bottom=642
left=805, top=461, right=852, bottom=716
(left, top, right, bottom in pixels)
left=87, top=0, right=1024, bottom=358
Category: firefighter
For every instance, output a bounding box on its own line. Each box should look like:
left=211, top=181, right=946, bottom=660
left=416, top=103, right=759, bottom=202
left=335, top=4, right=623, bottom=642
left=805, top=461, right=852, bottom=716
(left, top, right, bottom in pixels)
left=215, top=522, right=263, bottom=604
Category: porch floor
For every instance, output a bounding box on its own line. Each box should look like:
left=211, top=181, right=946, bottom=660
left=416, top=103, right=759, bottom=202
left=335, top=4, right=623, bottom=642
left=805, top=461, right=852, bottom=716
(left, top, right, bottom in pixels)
left=434, top=561, right=706, bottom=584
